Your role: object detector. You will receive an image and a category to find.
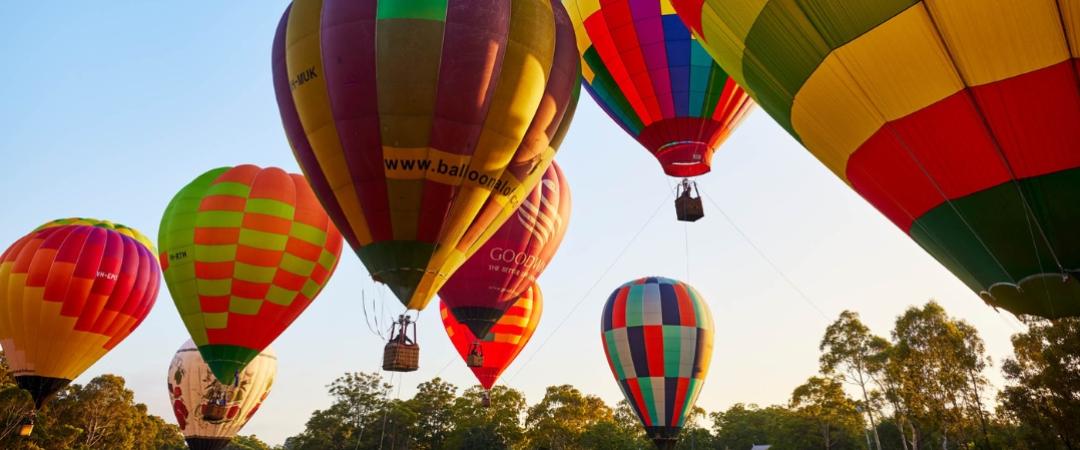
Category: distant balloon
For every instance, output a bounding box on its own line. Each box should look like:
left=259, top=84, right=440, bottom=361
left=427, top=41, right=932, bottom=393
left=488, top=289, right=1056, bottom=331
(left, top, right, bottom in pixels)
left=672, top=0, right=1080, bottom=318
left=439, top=162, right=569, bottom=338
left=0, top=218, right=160, bottom=409
left=601, top=277, right=713, bottom=449
left=168, top=340, right=276, bottom=450
left=565, top=0, right=753, bottom=177
left=159, top=165, right=342, bottom=384
left=272, top=0, right=581, bottom=312
left=441, top=284, right=542, bottom=390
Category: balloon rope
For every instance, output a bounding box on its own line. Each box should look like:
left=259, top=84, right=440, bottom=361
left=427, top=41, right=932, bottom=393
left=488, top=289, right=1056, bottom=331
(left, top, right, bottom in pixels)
left=505, top=191, right=672, bottom=382
left=701, top=190, right=829, bottom=321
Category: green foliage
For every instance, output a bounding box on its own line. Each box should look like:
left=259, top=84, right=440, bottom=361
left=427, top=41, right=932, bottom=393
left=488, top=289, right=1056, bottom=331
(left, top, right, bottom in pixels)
left=996, top=317, right=1080, bottom=449
left=0, top=355, right=184, bottom=450
left=227, top=434, right=275, bottom=450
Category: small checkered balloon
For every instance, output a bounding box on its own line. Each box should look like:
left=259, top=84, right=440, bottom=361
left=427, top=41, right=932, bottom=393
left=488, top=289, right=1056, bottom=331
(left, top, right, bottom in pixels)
left=159, top=165, right=343, bottom=384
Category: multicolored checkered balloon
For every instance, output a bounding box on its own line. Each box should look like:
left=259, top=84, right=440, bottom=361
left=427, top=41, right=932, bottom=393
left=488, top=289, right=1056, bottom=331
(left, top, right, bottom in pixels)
left=159, top=165, right=343, bottom=383
left=601, top=277, right=713, bottom=449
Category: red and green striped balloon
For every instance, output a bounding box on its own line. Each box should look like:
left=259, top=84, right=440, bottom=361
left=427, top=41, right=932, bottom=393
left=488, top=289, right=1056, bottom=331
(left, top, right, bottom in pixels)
left=673, top=0, right=1080, bottom=318
left=159, top=165, right=343, bottom=383
left=601, top=277, right=713, bottom=449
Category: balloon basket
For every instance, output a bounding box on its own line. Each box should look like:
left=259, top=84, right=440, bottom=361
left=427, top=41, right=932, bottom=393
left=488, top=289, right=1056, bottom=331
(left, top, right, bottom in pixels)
left=466, top=342, right=484, bottom=368
left=202, top=403, right=227, bottom=422
left=383, top=314, right=419, bottom=372
left=383, top=342, right=419, bottom=372
left=675, top=179, right=704, bottom=222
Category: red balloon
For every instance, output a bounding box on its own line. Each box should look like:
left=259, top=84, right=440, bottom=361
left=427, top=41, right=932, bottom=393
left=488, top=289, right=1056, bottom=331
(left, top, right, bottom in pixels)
left=438, top=162, right=569, bottom=337
left=440, top=284, right=542, bottom=390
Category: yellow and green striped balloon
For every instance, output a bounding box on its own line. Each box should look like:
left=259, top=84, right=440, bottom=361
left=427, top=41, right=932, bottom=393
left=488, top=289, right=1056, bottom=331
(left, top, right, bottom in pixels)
left=159, top=165, right=343, bottom=383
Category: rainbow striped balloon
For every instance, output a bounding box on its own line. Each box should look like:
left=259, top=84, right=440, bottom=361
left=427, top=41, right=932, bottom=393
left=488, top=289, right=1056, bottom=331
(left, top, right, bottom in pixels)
left=600, top=277, right=713, bottom=449
left=159, top=165, right=343, bottom=383
left=565, top=0, right=753, bottom=177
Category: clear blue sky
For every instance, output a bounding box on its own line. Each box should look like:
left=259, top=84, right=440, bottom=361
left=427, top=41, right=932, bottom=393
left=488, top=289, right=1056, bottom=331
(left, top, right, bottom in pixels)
left=1, top=2, right=1025, bottom=445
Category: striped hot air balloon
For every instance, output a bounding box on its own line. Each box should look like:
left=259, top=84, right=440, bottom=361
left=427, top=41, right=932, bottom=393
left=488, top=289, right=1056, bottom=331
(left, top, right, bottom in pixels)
left=564, top=0, right=753, bottom=178
left=438, top=162, right=569, bottom=338
left=601, top=277, right=713, bottom=450
left=440, top=284, right=542, bottom=390
left=272, top=0, right=581, bottom=312
left=0, top=218, right=160, bottom=409
left=159, top=165, right=342, bottom=384
left=672, top=0, right=1080, bottom=318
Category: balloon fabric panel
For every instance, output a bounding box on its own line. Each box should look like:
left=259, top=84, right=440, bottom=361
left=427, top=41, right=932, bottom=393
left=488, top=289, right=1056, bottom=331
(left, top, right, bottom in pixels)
left=438, top=162, right=570, bottom=338
left=565, top=0, right=753, bottom=177
left=673, top=0, right=1080, bottom=318
left=159, top=165, right=342, bottom=384
left=600, top=277, right=713, bottom=444
left=273, top=0, right=580, bottom=311
left=0, top=219, right=160, bottom=407
left=440, top=284, right=542, bottom=390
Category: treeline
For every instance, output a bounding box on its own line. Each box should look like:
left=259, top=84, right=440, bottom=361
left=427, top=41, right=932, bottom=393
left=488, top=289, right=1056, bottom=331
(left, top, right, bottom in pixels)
left=284, top=301, right=1080, bottom=450
left=0, top=354, right=273, bottom=450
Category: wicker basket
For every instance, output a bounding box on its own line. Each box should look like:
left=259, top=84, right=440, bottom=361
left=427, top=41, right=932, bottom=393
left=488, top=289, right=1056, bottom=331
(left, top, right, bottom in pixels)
left=675, top=192, right=704, bottom=222
left=202, top=403, right=227, bottom=422
left=383, top=341, right=419, bottom=372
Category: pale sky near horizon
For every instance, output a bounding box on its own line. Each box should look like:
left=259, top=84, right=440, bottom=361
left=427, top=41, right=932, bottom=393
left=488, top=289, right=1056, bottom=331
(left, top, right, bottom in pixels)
left=2, top=2, right=1028, bottom=446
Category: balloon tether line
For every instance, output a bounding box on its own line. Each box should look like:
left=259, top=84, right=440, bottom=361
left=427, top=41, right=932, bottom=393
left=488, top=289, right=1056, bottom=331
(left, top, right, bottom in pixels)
left=701, top=190, right=829, bottom=321
left=506, top=191, right=671, bottom=382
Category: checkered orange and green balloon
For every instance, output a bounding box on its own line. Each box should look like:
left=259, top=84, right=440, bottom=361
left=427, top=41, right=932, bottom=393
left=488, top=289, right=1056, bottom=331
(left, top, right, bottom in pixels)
left=159, top=165, right=343, bottom=384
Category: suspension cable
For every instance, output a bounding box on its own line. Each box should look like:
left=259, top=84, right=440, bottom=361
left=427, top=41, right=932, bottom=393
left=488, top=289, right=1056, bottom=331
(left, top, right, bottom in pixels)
left=505, top=191, right=672, bottom=382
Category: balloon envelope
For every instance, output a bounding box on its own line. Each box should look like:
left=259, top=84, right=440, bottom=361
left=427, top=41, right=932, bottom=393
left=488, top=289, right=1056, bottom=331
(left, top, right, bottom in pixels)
left=439, top=162, right=569, bottom=337
left=168, top=340, right=276, bottom=450
left=0, top=218, right=160, bottom=408
left=272, top=0, right=580, bottom=311
left=601, top=277, right=713, bottom=449
left=673, top=0, right=1080, bottom=318
left=441, top=284, right=542, bottom=390
left=159, top=165, right=342, bottom=383
left=565, top=0, right=753, bottom=177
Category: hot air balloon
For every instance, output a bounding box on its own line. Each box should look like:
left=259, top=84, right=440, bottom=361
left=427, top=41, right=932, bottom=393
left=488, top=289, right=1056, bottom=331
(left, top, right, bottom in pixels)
left=564, top=0, right=753, bottom=221
left=601, top=277, right=713, bottom=449
left=671, top=1, right=1080, bottom=318
left=159, top=165, right=342, bottom=384
left=441, top=283, right=542, bottom=394
left=271, top=0, right=581, bottom=316
left=168, top=340, right=276, bottom=450
left=439, top=161, right=569, bottom=348
left=0, top=218, right=160, bottom=420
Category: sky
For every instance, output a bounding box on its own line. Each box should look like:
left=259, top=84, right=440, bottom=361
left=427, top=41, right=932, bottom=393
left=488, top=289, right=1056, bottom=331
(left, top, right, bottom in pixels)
left=1, top=2, right=1028, bottom=446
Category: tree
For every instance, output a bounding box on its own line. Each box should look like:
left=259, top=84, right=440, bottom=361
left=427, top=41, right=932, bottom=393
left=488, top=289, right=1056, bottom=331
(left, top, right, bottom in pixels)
left=447, top=385, right=527, bottom=449
left=524, top=385, right=613, bottom=449
left=283, top=372, right=392, bottom=450
left=405, top=378, right=457, bottom=449
left=997, top=317, right=1080, bottom=448
left=820, top=310, right=888, bottom=450
left=885, top=301, right=993, bottom=449
left=790, top=376, right=866, bottom=449
left=227, top=434, right=275, bottom=450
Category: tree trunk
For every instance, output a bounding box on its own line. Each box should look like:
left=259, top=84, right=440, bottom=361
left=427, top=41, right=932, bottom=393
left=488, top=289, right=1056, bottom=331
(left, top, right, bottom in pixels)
left=895, top=412, right=909, bottom=450
left=966, top=367, right=992, bottom=450
left=857, top=373, right=882, bottom=450
left=908, top=420, right=919, bottom=450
